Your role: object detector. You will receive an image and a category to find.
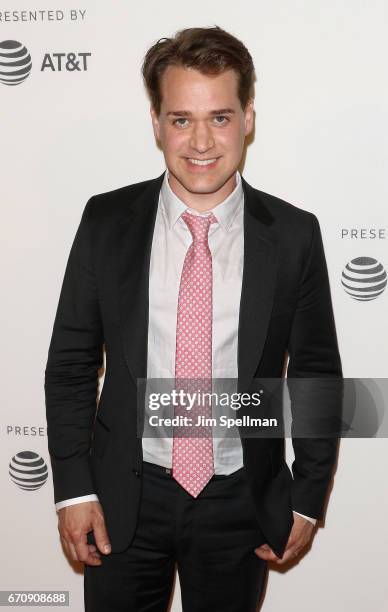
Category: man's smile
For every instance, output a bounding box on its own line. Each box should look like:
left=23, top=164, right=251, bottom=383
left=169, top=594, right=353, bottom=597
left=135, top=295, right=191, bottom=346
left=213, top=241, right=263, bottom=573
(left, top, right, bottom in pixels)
left=184, top=156, right=220, bottom=171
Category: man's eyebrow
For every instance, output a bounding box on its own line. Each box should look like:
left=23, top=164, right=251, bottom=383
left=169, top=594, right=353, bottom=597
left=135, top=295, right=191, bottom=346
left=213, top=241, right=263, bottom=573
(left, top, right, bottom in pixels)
left=210, top=108, right=236, bottom=115
left=166, top=108, right=236, bottom=117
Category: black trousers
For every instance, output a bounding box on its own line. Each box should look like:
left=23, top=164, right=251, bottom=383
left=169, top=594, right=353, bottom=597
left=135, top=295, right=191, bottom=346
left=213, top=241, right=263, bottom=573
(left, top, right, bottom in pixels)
left=84, top=461, right=268, bottom=612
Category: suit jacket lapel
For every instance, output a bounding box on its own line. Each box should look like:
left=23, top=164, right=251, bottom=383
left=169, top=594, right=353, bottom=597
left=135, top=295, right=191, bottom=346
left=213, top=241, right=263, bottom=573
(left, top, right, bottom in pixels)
left=117, top=172, right=165, bottom=387
left=238, top=176, right=278, bottom=392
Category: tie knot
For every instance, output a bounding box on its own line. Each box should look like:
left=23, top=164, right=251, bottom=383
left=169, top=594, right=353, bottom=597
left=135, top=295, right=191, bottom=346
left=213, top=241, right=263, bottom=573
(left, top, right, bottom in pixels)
left=181, top=210, right=218, bottom=243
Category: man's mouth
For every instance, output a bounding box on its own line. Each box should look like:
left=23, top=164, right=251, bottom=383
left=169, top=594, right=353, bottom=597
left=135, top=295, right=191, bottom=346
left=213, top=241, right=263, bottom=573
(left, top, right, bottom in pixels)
left=185, top=157, right=220, bottom=169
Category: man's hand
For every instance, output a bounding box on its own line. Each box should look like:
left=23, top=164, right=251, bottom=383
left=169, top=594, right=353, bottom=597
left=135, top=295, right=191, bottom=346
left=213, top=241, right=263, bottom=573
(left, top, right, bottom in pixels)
left=58, top=501, right=111, bottom=566
left=254, top=513, right=315, bottom=565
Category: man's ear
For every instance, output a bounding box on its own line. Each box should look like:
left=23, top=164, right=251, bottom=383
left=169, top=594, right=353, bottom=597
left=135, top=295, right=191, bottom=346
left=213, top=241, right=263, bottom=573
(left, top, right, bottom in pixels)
left=244, top=98, right=254, bottom=137
left=150, top=106, right=161, bottom=141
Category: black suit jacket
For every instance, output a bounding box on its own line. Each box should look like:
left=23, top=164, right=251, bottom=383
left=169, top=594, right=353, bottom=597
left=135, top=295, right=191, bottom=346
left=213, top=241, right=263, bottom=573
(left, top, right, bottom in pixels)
left=44, top=171, right=342, bottom=558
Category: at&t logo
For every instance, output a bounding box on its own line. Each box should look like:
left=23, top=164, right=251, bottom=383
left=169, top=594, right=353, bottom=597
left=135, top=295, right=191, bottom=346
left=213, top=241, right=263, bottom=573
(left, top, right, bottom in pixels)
left=341, top=257, right=387, bottom=301
left=9, top=450, right=48, bottom=491
left=0, top=38, right=92, bottom=85
left=41, top=52, right=91, bottom=71
left=0, top=39, right=32, bottom=85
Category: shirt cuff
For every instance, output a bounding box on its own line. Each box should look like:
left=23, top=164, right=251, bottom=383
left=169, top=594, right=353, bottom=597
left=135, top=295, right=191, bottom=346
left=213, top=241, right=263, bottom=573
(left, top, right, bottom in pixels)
left=293, top=511, right=317, bottom=526
left=55, top=494, right=99, bottom=512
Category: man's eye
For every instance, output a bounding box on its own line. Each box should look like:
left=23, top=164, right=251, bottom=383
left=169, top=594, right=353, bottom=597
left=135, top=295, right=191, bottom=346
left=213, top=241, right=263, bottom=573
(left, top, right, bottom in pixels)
left=214, top=116, right=229, bottom=125
left=173, top=118, right=189, bottom=127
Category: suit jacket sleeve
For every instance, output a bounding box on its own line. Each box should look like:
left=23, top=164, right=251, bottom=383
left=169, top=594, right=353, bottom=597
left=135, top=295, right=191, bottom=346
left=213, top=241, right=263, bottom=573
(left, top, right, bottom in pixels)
left=44, top=197, right=103, bottom=504
left=287, top=212, right=343, bottom=520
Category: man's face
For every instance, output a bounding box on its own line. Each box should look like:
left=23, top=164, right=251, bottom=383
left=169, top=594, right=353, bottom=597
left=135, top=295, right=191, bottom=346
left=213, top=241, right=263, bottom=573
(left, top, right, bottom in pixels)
left=150, top=65, right=254, bottom=208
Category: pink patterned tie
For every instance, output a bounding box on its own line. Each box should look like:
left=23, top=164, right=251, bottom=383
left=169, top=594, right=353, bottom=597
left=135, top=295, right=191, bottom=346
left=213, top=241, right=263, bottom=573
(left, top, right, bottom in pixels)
left=172, top=210, right=218, bottom=497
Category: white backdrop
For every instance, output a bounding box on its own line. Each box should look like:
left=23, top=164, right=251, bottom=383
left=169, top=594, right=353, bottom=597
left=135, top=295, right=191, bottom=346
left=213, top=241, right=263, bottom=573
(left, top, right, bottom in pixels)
left=1, top=1, right=387, bottom=610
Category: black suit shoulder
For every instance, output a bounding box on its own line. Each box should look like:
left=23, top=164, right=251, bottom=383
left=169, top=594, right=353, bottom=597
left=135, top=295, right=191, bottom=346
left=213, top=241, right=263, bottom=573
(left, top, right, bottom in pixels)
left=255, top=186, right=316, bottom=223
left=84, top=175, right=162, bottom=223
left=248, top=185, right=319, bottom=252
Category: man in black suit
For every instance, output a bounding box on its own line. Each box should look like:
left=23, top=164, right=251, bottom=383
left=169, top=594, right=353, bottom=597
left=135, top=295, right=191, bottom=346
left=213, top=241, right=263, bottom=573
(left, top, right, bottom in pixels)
left=45, top=26, right=342, bottom=611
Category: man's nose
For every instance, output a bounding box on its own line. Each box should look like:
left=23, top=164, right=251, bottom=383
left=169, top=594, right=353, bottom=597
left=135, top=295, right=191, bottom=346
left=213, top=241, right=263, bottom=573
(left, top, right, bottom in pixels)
left=189, top=122, right=215, bottom=153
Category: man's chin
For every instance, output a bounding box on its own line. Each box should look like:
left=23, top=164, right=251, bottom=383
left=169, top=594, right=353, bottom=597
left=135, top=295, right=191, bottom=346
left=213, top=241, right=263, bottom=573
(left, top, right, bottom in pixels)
left=170, top=172, right=231, bottom=196
left=183, top=182, right=223, bottom=195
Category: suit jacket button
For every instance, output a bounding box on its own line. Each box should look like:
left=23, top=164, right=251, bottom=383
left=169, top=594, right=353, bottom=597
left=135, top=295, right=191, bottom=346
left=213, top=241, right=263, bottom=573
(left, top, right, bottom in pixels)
left=132, top=469, right=141, bottom=478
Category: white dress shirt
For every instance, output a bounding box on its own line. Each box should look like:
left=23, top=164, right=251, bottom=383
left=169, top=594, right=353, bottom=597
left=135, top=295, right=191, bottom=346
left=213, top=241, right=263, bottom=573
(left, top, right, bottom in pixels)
left=55, top=169, right=316, bottom=526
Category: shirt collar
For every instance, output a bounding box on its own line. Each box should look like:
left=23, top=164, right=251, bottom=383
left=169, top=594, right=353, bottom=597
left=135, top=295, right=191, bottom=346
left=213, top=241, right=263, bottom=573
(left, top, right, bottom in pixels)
left=160, top=168, right=243, bottom=232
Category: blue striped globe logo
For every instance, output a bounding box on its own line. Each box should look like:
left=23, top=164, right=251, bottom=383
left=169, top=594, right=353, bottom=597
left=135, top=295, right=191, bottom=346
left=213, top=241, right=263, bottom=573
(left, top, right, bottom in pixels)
left=9, top=451, right=48, bottom=491
left=0, top=40, right=32, bottom=86
left=341, top=257, right=387, bottom=301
